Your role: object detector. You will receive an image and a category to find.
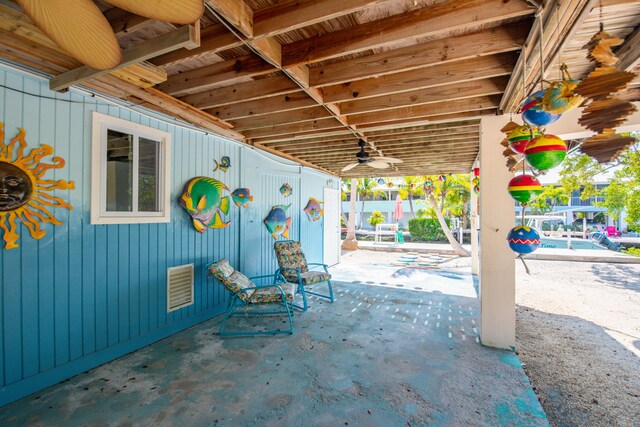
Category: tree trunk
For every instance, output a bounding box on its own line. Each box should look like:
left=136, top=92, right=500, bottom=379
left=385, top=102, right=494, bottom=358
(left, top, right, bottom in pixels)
left=428, top=193, right=470, bottom=257
left=408, top=197, right=415, bottom=218
left=360, top=199, right=366, bottom=229
left=342, top=179, right=359, bottom=250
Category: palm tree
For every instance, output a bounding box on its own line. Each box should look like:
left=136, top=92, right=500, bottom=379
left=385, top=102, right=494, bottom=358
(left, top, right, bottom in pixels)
left=340, top=179, right=351, bottom=228
left=341, top=178, right=359, bottom=250
left=443, top=175, right=471, bottom=229
left=356, top=178, right=385, bottom=228
left=397, top=176, right=424, bottom=219
left=421, top=175, right=470, bottom=257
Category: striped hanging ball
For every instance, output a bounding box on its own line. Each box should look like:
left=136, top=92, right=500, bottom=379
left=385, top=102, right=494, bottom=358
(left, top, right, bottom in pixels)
left=507, top=226, right=541, bottom=254
left=525, top=134, right=567, bottom=171
left=507, top=174, right=542, bottom=204
left=507, top=125, right=540, bottom=154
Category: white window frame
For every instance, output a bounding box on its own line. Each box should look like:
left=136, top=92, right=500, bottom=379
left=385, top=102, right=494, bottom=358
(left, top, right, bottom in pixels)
left=91, top=112, right=171, bottom=224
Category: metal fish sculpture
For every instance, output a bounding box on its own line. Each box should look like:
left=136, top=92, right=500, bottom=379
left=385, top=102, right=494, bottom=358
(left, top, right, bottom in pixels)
left=213, top=156, right=231, bottom=172
left=303, top=197, right=323, bottom=222
left=279, top=183, right=292, bottom=197
left=542, top=79, right=584, bottom=114
left=180, top=177, right=231, bottom=233
left=231, top=187, right=253, bottom=208
left=264, top=204, right=291, bottom=240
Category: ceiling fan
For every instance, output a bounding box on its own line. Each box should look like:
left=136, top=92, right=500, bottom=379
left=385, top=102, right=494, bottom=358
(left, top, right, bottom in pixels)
left=16, top=0, right=204, bottom=70
left=341, top=139, right=403, bottom=172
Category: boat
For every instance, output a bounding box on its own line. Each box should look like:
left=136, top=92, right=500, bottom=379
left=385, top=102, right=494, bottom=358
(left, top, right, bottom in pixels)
left=518, top=215, right=610, bottom=250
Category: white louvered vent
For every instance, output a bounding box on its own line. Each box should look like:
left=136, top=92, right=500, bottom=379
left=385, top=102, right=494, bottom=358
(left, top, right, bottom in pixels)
left=167, top=264, right=194, bottom=312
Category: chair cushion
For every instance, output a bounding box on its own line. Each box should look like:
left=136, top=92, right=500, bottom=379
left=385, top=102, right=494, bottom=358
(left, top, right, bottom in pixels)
left=208, top=258, right=234, bottom=281
left=274, top=241, right=309, bottom=281
left=249, top=283, right=296, bottom=303
left=223, top=271, right=256, bottom=302
left=300, top=270, right=331, bottom=286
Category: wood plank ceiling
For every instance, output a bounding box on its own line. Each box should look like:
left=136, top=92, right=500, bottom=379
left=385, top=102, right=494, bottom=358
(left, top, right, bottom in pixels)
left=0, top=0, right=638, bottom=177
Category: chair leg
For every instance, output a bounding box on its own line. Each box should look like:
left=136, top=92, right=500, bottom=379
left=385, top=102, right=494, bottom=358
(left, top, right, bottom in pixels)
left=303, top=280, right=335, bottom=303
left=292, top=282, right=309, bottom=311
left=218, top=298, right=238, bottom=336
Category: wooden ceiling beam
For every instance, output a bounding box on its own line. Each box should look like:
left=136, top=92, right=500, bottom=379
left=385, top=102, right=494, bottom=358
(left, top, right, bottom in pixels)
left=311, top=21, right=529, bottom=88
left=354, top=111, right=495, bottom=132
left=347, top=96, right=500, bottom=126
left=229, top=106, right=334, bottom=131
left=103, top=8, right=154, bottom=37
left=94, top=75, right=241, bottom=140
left=159, top=55, right=275, bottom=96
left=366, top=126, right=479, bottom=141
left=267, top=139, right=359, bottom=151
left=295, top=142, right=479, bottom=158
left=276, top=133, right=480, bottom=153
left=150, top=25, right=242, bottom=67
left=322, top=52, right=517, bottom=104
left=338, top=76, right=508, bottom=116
left=206, top=91, right=317, bottom=120
left=252, top=144, right=337, bottom=176
left=616, top=23, right=640, bottom=71
left=281, top=0, right=533, bottom=67
left=363, top=121, right=479, bottom=137
left=50, top=23, right=200, bottom=92
left=180, top=74, right=301, bottom=109
left=253, top=0, right=388, bottom=38
left=250, top=130, right=356, bottom=145
left=243, top=118, right=345, bottom=139
left=205, top=0, right=254, bottom=37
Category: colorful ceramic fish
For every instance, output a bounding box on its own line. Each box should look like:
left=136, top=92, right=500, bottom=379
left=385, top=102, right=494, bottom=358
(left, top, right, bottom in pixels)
left=304, top=197, right=323, bottom=222
left=231, top=187, right=253, bottom=208
left=180, top=177, right=230, bottom=233
left=279, top=183, right=292, bottom=197
left=213, top=156, right=231, bottom=172
left=264, top=204, right=291, bottom=240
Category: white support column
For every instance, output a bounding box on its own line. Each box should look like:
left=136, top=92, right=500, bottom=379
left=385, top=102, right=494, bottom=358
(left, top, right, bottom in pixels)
left=470, top=164, right=480, bottom=276
left=479, top=115, right=516, bottom=350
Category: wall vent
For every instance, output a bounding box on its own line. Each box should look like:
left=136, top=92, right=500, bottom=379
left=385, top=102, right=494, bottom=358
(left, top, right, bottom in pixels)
left=167, top=264, right=194, bottom=312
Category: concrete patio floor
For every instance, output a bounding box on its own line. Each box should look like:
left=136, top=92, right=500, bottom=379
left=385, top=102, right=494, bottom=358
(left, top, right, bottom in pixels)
left=0, top=261, right=548, bottom=426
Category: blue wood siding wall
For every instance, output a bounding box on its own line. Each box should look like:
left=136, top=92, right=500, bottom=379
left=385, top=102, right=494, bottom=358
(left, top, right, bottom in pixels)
left=0, top=66, right=337, bottom=406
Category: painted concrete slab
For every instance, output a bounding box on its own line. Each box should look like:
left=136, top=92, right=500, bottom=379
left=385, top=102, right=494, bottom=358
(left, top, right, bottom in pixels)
left=0, top=275, right=547, bottom=426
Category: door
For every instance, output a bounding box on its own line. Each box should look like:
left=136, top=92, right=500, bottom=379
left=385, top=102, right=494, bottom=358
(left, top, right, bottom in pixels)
left=323, top=187, right=340, bottom=266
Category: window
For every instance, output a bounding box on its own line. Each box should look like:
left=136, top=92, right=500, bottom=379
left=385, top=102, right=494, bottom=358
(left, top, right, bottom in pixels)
left=91, top=112, right=171, bottom=224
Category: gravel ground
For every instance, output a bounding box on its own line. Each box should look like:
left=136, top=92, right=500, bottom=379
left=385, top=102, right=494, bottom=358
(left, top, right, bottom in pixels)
left=516, top=260, right=640, bottom=427
left=339, top=249, right=640, bottom=426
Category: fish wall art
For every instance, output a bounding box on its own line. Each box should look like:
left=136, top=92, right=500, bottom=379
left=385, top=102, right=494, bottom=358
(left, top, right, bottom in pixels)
left=264, top=204, right=291, bottom=240
left=279, top=183, right=292, bottom=197
left=231, top=187, right=253, bottom=208
left=213, top=156, right=231, bottom=172
left=180, top=177, right=230, bottom=232
left=304, top=197, right=324, bottom=222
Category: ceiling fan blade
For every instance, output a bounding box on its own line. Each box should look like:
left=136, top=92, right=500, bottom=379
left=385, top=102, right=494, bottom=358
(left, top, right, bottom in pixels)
left=341, top=162, right=360, bottom=172
left=368, top=160, right=391, bottom=169
left=17, top=0, right=122, bottom=70
left=105, top=0, right=204, bottom=24
left=375, top=156, right=403, bottom=164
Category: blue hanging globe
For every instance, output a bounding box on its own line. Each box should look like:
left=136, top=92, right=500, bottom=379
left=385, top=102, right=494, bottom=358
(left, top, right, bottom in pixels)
left=507, top=226, right=541, bottom=255
left=521, top=90, right=561, bottom=127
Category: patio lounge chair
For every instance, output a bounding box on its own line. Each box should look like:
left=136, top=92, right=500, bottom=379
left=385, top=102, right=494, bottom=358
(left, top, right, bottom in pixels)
left=207, top=259, right=296, bottom=336
left=274, top=240, right=335, bottom=311
left=606, top=226, right=621, bottom=237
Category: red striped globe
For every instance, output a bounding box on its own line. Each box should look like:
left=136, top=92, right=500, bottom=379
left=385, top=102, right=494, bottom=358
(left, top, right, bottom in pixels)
left=525, top=134, right=567, bottom=171
left=507, top=174, right=542, bottom=204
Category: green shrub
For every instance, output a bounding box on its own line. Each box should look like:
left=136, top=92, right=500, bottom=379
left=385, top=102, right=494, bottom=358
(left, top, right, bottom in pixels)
left=408, top=218, right=450, bottom=241
left=622, top=247, right=640, bottom=257
left=368, top=210, right=386, bottom=227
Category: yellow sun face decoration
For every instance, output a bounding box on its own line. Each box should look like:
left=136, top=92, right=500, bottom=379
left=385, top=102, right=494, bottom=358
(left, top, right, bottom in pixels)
left=0, top=123, right=75, bottom=249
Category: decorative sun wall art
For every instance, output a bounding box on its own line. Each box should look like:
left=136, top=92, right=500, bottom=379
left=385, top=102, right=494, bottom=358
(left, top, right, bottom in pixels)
left=0, top=124, right=75, bottom=249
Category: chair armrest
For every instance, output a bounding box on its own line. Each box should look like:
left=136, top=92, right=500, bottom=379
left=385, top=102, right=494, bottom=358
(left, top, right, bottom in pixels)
left=307, top=263, right=329, bottom=273
left=275, top=267, right=303, bottom=283
left=249, top=273, right=287, bottom=283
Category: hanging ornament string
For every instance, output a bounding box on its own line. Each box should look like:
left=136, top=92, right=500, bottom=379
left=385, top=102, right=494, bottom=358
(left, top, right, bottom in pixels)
left=536, top=5, right=546, bottom=91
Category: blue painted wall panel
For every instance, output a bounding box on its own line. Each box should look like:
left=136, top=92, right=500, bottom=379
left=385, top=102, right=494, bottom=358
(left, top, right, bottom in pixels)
left=0, top=65, right=336, bottom=406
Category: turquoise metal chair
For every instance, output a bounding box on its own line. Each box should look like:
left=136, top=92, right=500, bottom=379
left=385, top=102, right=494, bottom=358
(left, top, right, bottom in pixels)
left=207, top=259, right=295, bottom=336
left=273, top=240, right=335, bottom=311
